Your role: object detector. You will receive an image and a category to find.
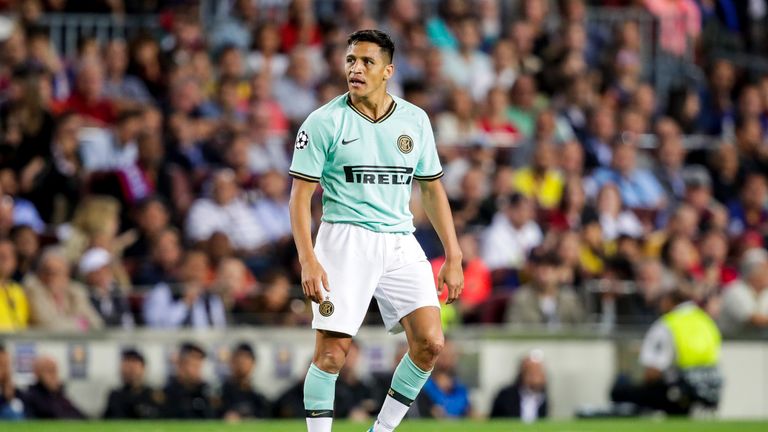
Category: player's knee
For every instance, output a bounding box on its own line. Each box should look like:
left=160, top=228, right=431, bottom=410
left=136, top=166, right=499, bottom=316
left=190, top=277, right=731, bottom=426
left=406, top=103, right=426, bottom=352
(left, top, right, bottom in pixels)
left=314, top=349, right=347, bottom=374
left=414, top=332, right=444, bottom=364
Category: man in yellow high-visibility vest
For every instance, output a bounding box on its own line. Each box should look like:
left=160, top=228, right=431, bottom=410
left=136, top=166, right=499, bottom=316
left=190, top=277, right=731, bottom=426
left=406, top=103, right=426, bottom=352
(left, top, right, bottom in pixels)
left=611, top=285, right=722, bottom=415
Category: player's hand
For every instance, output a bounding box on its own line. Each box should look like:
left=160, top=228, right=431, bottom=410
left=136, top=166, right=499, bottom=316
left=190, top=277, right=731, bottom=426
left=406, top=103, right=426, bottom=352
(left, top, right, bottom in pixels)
left=301, top=257, right=330, bottom=304
left=437, top=258, right=463, bottom=304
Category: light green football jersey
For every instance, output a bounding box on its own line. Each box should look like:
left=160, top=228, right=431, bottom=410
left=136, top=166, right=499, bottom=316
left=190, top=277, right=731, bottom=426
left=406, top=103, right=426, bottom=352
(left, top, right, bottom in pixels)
left=289, top=92, right=443, bottom=233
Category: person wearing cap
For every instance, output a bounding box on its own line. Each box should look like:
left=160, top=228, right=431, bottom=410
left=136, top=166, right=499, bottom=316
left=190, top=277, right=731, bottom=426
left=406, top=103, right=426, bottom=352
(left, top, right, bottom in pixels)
left=104, top=348, right=162, bottom=419
left=490, top=351, right=549, bottom=421
left=80, top=247, right=134, bottom=328
left=719, top=248, right=768, bottom=335
left=505, top=250, right=584, bottom=326
left=611, top=283, right=722, bottom=415
left=161, top=342, right=214, bottom=419
left=219, top=342, right=269, bottom=420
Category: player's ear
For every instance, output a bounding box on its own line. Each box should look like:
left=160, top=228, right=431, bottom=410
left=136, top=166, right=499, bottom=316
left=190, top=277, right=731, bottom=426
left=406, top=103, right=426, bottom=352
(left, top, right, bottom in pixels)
left=384, top=63, right=394, bottom=80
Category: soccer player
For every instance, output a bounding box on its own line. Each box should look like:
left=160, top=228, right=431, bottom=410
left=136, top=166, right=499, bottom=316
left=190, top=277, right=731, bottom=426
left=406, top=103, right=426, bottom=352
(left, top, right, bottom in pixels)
left=289, top=29, right=464, bottom=432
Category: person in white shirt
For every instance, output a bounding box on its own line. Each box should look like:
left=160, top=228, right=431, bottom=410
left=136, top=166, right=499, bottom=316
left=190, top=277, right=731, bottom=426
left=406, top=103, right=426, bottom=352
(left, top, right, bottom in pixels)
left=185, top=169, right=267, bottom=252
left=719, top=248, right=768, bottom=334
left=481, top=193, right=543, bottom=274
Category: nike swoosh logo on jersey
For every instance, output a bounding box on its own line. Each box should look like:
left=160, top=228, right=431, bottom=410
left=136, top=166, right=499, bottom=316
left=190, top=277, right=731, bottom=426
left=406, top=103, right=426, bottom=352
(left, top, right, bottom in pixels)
left=309, top=410, right=332, bottom=417
left=341, top=138, right=359, bottom=145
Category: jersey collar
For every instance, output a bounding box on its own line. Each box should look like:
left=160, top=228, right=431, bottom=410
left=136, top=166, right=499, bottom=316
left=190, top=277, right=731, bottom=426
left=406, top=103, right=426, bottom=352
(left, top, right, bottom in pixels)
left=346, top=93, right=397, bottom=124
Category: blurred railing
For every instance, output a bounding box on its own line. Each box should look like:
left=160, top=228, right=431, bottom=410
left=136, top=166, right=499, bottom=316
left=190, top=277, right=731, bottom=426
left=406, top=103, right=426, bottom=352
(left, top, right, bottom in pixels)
left=39, top=13, right=161, bottom=59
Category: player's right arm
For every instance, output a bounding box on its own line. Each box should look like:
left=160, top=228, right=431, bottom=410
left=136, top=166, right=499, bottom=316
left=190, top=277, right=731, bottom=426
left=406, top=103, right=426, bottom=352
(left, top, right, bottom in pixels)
left=288, top=111, right=333, bottom=304
left=289, top=178, right=329, bottom=304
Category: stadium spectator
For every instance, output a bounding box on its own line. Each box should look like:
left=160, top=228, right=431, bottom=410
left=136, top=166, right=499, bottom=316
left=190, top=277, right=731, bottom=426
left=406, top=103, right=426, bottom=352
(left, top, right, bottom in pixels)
left=623, top=258, right=668, bottom=326
left=506, top=74, right=543, bottom=139
left=719, top=248, right=768, bottom=334
left=596, top=183, right=644, bottom=242
left=490, top=350, right=549, bottom=421
left=481, top=193, right=543, bottom=285
left=431, top=231, right=492, bottom=323
left=61, top=58, right=117, bottom=125
left=233, top=272, right=306, bottom=326
left=252, top=170, right=292, bottom=245
left=416, top=339, right=472, bottom=419
left=512, top=140, right=565, bottom=210
left=588, top=138, right=665, bottom=210
left=681, top=165, right=727, bottom=234
left=505, top=251, right=585, bottom=326
left=0, top=66, right=55, bottom=173
left=272, top=47, right=319, bottom=125
left=24, top=247, right=103, bottom=331
left=209, top=0, right=259, bottom=54
left=103, top=348, right=162, bottom=419
left=143, top=250, right=227, bottom=329
left=212, top=256, right=257, bottom=313
left=652, top=118, right=687, bottom=203
left=78, top=108, right=142, bottom=173
left=22, top=356, right=85, bottom=419
left=440, top=15, right=493, bottom=101
left=132, top=227, right=183, bottom=286
left=123, top=197, right=171, bottom=261
left=79, top=247, right=134, bottom=328
left=219, top=342, right=269, bottom=420
left=102, top=39, right=152, bottom=108
left=435, top=87, right=481, bottom=149
left=162, top=342, right=215, bottom=419
left=611, top=285, right=722, bottom=415
left=0, top=238, right=28, bottom=331
left=185, top=169, right=267, bottom=253
left=582, top=107, right=616, bottom=170
left=0, top=344, right=24, bottom=419
left=726, top=172, right=768, bottom=237
left=20, top=111, right=84, bottom=225
left=478, top=85, right=519, bottom=148
left=0, top=171, right=45, bottom=235
left=334, top=340, right=376, bottom=421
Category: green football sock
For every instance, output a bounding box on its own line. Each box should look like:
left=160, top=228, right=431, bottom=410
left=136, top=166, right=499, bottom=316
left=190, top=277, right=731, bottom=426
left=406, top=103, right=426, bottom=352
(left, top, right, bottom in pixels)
left=303, top=363, right=338, bottom=432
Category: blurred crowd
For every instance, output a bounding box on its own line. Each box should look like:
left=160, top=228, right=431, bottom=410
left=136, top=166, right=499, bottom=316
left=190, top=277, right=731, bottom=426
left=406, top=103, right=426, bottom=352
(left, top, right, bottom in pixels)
left=0, top=0, right=767, bottom=337
left=2, top=339, right=547, bottom=421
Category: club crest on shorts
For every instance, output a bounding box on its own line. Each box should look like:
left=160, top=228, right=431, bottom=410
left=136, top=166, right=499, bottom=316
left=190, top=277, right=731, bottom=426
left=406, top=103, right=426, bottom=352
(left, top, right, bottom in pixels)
left=319, top=297, right=335, bottom=317
left=397, top=135, right=413, bottom=154
left=295, top=130, right=309, bottom=149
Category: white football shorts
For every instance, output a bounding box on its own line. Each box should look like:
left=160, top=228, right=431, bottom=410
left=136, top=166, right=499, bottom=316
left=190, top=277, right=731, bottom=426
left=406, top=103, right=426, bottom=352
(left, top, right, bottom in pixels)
left=311, top=222, right=440, bottom=336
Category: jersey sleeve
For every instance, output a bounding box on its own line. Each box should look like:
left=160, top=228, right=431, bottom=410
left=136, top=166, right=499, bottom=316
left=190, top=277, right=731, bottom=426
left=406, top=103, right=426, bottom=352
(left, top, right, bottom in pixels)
left=289, top=112, right=332, bottom=182
left=414, top=113, right=443, bottom=181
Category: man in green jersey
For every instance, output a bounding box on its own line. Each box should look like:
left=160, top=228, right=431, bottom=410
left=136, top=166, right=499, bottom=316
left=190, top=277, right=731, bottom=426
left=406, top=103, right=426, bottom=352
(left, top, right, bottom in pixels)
left=289, top=30, right=464, bottom=432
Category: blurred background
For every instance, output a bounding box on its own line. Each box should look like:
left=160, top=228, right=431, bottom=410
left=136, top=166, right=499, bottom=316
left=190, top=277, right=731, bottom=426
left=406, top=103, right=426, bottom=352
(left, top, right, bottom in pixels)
left=0, top=0, right=767, bottom=424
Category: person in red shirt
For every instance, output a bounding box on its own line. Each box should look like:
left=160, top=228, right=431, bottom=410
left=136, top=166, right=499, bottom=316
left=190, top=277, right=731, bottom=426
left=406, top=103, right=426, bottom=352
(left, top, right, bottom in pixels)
left=60, top=59, right=117, bottom=125
left=431, top=232, right=492, bottom=322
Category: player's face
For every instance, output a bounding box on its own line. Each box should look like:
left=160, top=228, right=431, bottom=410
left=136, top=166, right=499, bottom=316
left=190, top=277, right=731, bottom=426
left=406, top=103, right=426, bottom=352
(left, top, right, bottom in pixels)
left=345, top=41, right=393, bottom=98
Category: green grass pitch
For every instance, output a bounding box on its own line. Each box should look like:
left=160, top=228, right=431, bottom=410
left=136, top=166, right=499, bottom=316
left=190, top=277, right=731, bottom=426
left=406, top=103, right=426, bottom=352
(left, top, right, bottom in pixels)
left=7, top=420, right=768, bottom=432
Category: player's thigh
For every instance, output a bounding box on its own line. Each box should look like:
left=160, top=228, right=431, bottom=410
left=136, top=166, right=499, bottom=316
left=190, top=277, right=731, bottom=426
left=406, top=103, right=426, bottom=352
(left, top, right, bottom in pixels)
left=313, top=223, right=383, bottom=335
left=374, top=258, right=440, bottom=333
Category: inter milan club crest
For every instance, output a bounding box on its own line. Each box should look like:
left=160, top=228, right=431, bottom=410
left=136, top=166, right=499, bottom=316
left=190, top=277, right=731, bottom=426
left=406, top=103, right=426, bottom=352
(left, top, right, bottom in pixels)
left=319, top=297, right=335, bottom=317
left=295, top=130, right=309, bottom=149
left=397, top=135, right=413, bottom=154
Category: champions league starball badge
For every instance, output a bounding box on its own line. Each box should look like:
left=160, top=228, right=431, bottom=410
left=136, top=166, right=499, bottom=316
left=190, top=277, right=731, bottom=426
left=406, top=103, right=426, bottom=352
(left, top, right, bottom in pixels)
left=296, top=130, right=309, bottom=149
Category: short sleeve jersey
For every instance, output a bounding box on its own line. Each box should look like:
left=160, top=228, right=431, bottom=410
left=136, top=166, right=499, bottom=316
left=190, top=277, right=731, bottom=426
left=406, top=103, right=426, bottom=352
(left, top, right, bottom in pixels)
left=289, top=93, right=443, bottom=233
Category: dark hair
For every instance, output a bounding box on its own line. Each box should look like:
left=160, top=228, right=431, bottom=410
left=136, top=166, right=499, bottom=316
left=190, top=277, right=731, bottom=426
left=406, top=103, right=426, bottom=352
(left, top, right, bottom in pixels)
left=347, top=29, right=395, bottom=63
left=179, top=342, right=206, bottom=358
left=121, top=348, right=146, bottom=365
left=233, top=342, right=256, bottom=359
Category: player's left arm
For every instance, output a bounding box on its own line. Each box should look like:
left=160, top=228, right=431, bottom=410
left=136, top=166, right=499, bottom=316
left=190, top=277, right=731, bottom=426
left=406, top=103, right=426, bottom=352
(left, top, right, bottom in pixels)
left=419, top=179, right=463, bottom=304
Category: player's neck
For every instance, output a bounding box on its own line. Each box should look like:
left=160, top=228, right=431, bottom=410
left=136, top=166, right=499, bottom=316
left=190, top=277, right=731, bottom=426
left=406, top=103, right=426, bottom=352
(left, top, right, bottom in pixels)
left=350, top=91, right=393, bottom=121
